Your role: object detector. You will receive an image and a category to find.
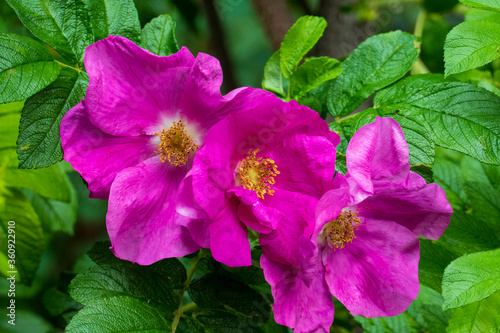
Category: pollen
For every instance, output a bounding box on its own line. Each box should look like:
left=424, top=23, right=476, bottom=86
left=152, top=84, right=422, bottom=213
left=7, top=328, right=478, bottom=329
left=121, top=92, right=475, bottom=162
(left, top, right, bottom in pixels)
left=155, top=120, right=198, bottom=166
left=322, top=211, right=361, bottom=250
left=238, top=149, right=280, bottom=199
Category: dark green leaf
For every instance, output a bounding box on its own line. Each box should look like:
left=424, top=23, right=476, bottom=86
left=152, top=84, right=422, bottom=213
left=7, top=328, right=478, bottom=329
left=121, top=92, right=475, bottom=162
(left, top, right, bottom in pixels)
left=419, top=238, right=458, bottom=293
left=328, top=31, right=419, bottom=117
left=187, top=310, right=253, bottom=333
left=410, top=164, right=434, bottom=183
left=406, top=286, right=451, bottom=333
left=280, top=16, right=327, bottom=79
left=43, top=287, right=82, bottom=316
left=0, top=188, right=44, bottom=285
left=374, top=74, right=500, bottom=165
left=62, top=0, right=95, bottom=62
left=85, top=0, right=141, bottom=42
left=423, top=0, right=458, bottom=12
left=141, top=14, right=179, bottom=56
left=290, top=57, right=341, bottom=100
left=444, top=20, right=500, bottom=76
left=69, top=264, right=178, bottom=313
left=0, top=34, right=61, bottom=104
left=66, top=296, right=170, bottom=332
left=447, top=290, right=500, bottom=333
left=442, top=248, right=500, bottom=310
left=355, top=313, right=411, bottom=333
left=464, top=181, right=500, bottom=232
left=188, top=273, right=271, bottom=322
left=262, top=51, right=285, bottom=97
left=17, top=68, right=88, bottom=169
left=432, top=158, right=467, bottom=209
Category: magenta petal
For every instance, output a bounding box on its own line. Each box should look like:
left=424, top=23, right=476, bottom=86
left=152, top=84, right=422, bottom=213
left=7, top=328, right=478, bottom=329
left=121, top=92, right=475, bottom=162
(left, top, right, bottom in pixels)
left=261, top=254, right=334, bottom=333
left=346, top=117, right=410, bottom=195
left=315, top=183, right=351, bottom=238
left=259, top=189, right=317, bottom=267
left=107, top=158, right=200, bottom=264
left=61, top=102, right=153, bottom=199
left=357, top=173, right=453, bottom=240
left=323, top=218, right=420, bottom=317
left=85, top=36, right=195, bottom=136
left=209, top=195, right=252, bottom=267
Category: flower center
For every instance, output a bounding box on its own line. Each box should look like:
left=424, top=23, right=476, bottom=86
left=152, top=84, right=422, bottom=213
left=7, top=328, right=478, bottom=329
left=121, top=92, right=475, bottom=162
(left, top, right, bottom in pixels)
left=238, top=149, right=279, bottom=199
left=155, top=120, right=198, bottom=166
left=322, top=211, right=361, bottom=250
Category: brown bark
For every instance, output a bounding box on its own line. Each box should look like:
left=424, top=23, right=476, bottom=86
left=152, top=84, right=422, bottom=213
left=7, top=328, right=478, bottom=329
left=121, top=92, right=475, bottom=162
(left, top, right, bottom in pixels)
left=250, top=0, right=295, bottom=50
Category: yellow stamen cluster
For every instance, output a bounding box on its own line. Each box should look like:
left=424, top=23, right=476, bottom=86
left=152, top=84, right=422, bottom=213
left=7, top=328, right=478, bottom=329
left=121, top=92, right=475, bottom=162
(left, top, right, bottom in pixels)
left=155, top=120, right=198, bottom=166
left=238, top=149, right=280, bottom=199
left=323, top=211, right=361, bottom=250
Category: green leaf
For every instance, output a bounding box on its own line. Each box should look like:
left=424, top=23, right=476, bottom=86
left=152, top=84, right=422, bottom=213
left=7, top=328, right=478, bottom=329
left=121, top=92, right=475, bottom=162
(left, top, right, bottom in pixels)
left=419, top=238, right=458, bottom=293
left=0, top=34, right=61, bottom=104
left=0, top=109, right=73, bottom=202
left=187, top=310, right=253, bottom=333
left=374, top=74, right=500, bottom=165
left=43, top=287, right=82, bottom=316
left=442, top=248, right=500, bottom=310
left=464, top=181, right=500, bottom=232
left=262, top=51, right=285, bottom=97
left=406, top=286, right=451, bottom=333
left=66, top=296, right=170, bottom=332
left=410, top=164, right=434, bottom=183
left=85, top=0, right=141, bottom=42
left=461, top=155, right=500, bottom=190
left=188, top=273, right=271, bottom=322
left=330, top=108, right=435, bottom=165
left=290, top=57, right=341, bottom=100
left=0, top=310, right=54, bottom=333
left=328, top=31, right=420, bottom=117
left=459, top=0, right=500, bottom=11
left=61, top=0, right=95, bottom=62
left=0, top=189, right=44, bottom=285
left=23, top=186, right=77, bottom=235
left=5, top=0, right=93, bottom=62
left=355, top=313, right=412, bottom=333
left=439, top=212, right=500, bottom=255
left=444, top=20, right=500, bottom=76
left=141, top=14, right=179, bottom=56
left=17, top=68, right=88, bottom=169
left=69, top=264, right=178, bottom=313
left=432, top=158, right=467, bottom=209
left=280, top=16, right=327, bottom=79
left=447, top=290, right=500, bottom=333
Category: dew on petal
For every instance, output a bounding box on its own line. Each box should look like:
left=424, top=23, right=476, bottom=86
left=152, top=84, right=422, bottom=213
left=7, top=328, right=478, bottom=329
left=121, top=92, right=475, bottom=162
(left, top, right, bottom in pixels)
left=155, top=119, right=199, bottom=166
left=238, top=149, right=279, bottom=199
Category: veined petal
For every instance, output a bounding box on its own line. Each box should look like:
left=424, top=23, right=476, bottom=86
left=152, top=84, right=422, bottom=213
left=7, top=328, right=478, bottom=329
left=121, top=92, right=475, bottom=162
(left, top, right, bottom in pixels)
left=315, top=175, right=351, bottom=238
left=261, top=254, right=334, bottom=333
left=107, top=157, right=200, bottom=265
left=322, top=217, right=420, bottom=317
left=85, top=36, right=195, bottom=136
left=346, top=117, right=410, bottom=195
left=357, top=173, right=453, bottom=240
left=209, top=195, right=252, bottom=267
left=61, top=102, right=153, bottom=199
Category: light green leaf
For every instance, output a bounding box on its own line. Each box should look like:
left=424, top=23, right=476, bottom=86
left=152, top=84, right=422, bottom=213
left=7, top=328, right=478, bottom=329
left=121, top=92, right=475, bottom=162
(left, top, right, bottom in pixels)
left=0, top=189, right=44, bottom=285
left=460, top=0, right=500, bottom=11
left=17, top=68, right=88, bottom=169
left=280, top=16, right=327, bottom=79
left=84, top=0, right=141, bottom=42
left=328, top=31, right=420, bottom=117
left=444, top=20, right=500, bottom=76
left=5, top=0, right=94, bottom=62
left=262, top=50, right=285, bottom=97
left=0, top=34, right=61, bottom=104
left=0, top=108, right=72, bottom=202
left=443, top=248, right=500, bottom=310
left=374, top=74, right=500, bottom=165
left=432, top=158, right=467, bottom=209
left=141, top=14, right=179, bottom=57
left=66, top=296, right=170, bottom=332
left=355, top=313, right=411, bottom=333
left=69, top=264, right=178, bottom=312
left=290, top=57, right=341, bottom=100
left=447, top=290, right=500, bottom=333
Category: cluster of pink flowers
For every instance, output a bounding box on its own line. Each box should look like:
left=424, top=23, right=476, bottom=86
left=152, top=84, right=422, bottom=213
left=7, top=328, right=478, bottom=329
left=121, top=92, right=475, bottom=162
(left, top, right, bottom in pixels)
left=60, top=37, right=452, bottom=332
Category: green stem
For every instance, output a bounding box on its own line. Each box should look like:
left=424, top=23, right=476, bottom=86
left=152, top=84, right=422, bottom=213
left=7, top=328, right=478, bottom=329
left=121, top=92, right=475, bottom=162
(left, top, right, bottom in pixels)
left=171, top=251, right=204, bottom=333
left=54, top=60, right=82, bottom=73
left=411, top=10, right=430, bottom=75
left=181, top=302, right=197, bottom=313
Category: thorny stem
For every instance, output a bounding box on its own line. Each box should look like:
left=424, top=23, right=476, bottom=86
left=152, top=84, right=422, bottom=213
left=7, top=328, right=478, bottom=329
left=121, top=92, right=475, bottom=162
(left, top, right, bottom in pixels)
left=54, top=59, right=82, bottom=73
left=171, top=250, right=205, bottom=333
